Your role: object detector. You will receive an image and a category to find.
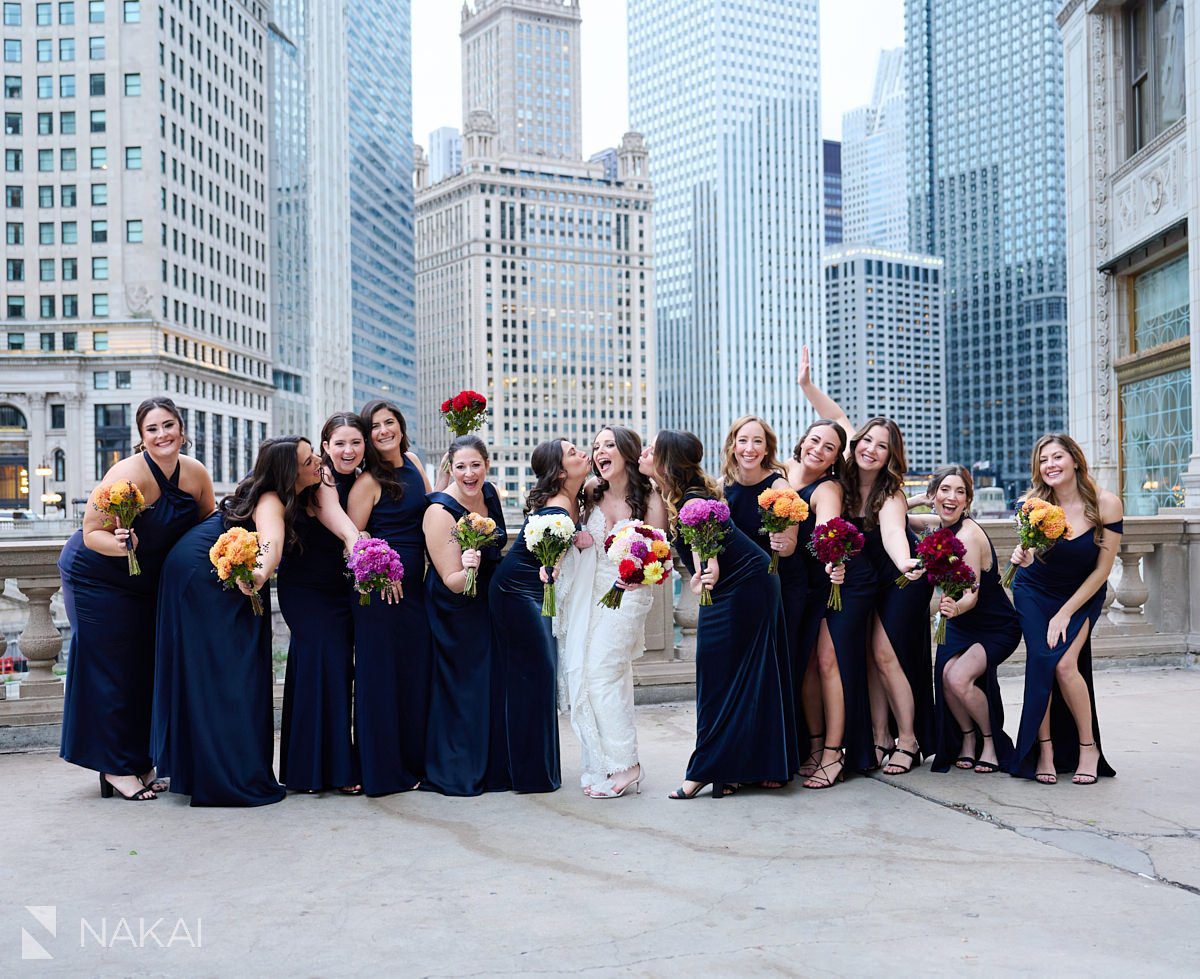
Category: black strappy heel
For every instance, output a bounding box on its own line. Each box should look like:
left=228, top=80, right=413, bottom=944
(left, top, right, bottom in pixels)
left=1072, top=741, right=1099, bottom=785
left=1035, top=737, right=1057, bottom=784
left=955, top=728, right=977, bottom=769
left=973, top=734, right=1001, bottom=773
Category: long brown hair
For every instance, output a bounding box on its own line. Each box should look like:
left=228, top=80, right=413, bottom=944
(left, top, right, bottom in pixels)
left=927, top=464, right=974, bottom=515
left=1028, top=433, right=1102, bottom=544
left=220, top=436, right=313, bottom=553
left=720, top=415, right=786, bottom=487
left=589, top=425, right=651, bottom=521
left=653, top=429, right=722, bottom=526
left=359, top=400, right=408, bottom=500
left=791, top=418, right=847, bottom=478
left=319, top=411, right=371, bottom=473
left=842, top=416, right=907, bottom=531
left=133, top=396, right=191, bottom=452
left=524, top=439, right=570, bottom=516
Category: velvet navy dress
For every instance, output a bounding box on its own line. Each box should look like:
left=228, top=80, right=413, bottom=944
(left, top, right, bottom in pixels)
left=930, top=516, right=1020, bottom=773
left=276, top=470, right=359, bottom=792
left=724, top=475, right=800, bottom=775
left=1010, top=521, right=1122, bottom=780
left=59, top=453, right=200, bottom=777
left=868, top=523, right=935, bottom=754
left=489, top=505, right=566, bottom=793
left=676, top=487, right=790, bottom=788
left=152, top=510, right=284, bottom=807
left=423, top=484, right=510, bottom=796
left=822, top=515, right=875, bottom=771
left=353, top=462, right=431, bottom=796
left=793, top=475, right=836, bottom=743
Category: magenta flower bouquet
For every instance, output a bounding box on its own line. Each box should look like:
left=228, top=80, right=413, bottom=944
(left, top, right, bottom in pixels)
left=677, top=498, right=730, bottom=606
left=808, top=517, right=865, bottom=611
left=346, top=537, right=405, bottom=605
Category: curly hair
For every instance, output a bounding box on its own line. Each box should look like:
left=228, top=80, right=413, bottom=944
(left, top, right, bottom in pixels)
left=842, top=417, right=907, bottom=531
left=1028, top=432, right=1102, bottom=544
left=652, top=429, right=722, bottom=527
left=589, top=425, right=651, bottom=521
left=220, top=436, right=314, bottom=553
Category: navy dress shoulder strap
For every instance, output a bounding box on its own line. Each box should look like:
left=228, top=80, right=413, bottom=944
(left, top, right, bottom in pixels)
left=1103, top=520, right=1124, bottom=534
left=143, top=451, right=181, bottom=490
left=428, top=491, right=465, bottom=518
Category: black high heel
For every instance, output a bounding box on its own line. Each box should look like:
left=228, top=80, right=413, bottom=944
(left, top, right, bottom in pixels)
left=1072, top=741, right=1099, bottom=785
left=973, top=734, right=1001, bottom=773
left=955, top=728, right=977, bottom=769
left=99, top=772, right=156, bottom=801
left=668, top=782, right=709, bottom=800
left=882, top=744, right=920, bottom=775
left=871, top=741, right=894, bottom=771
left=1035, top=737, right=1057, bottom=784
left=803, top=746, right=845, bottom=789
left=798, top=731, right=825, bottom=778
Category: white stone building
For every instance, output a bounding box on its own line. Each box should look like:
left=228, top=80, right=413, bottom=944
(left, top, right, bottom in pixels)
left=1, top=0, right=273, bottom=509
left=414, top=0, right=655, bottom=509
left=1059, top=0, right=1198, bottom=513
left=823, top=245, right=945, bottom=475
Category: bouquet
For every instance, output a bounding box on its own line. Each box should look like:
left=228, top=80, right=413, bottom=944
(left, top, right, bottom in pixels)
left=1000, top=497, right=1071, bottom=589
left=346, top=537, right=406, bottom=605
left=598, top=523, right=673, bottom=609
left=209, top=527, right=268, bottom=615
left=677, top=498, right=731, bottom=606
left=452, top=511, right=501, bottom=598
left=757, top=486, right=810, bottom=575
left=896, top=526, right=965, bottom=588
left=524, top=512, right=577, bottom=616
left=808, top=517, right=866, bottom=611
left=932, top=561, right=978, bottom=644
left=91, top=479, right=150, bottom=575
left=440, top=390, right=488, bottom=437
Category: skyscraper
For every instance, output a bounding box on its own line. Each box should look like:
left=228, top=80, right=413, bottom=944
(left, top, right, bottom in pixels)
left=907, top=0, right=1068, bottom=496
left=842, top=48, right=907, bottom=249
left=415, top=1, right=655, bottom=509
left=428, top=126, right=463, bottom=184
left=824, top=140, right=843, bottom=246
left=628, top=0, right=824, bottom=460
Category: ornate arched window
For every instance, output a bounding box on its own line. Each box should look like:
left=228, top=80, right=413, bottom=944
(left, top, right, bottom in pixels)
left=53, top=448, right=66, bottom=482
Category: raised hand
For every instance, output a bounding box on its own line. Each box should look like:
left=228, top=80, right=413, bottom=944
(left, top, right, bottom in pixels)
left=797, top=344, right=812, bottom=388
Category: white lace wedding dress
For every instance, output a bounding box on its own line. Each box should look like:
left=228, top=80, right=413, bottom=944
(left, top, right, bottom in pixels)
left=554, top=509, right=653, bottom=791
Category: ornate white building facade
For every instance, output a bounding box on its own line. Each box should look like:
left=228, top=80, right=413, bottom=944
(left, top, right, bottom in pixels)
left=1059, top=0, right=1197, bottom=513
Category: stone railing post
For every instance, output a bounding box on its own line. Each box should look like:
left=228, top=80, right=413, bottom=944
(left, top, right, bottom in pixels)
left=672, top=554, right=698, bottom=662
left=1109, top=543, right=1153, bottom=626
left=12, top=575, right=65, bottom=697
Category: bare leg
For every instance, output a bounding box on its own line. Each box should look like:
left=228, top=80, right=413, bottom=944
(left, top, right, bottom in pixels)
left=1036, top=704, right=1056, bottom=783
left=944, top=645, right=995, bottom=766
left=872, top=620, right=918, bottom=773
left=941, top=654, right=976, bottom=767
left=1053, top=622, right=1101, bottom=783
left=804, top=620, right=845, bottom=788
left=798, top=653, right=825, bottom=777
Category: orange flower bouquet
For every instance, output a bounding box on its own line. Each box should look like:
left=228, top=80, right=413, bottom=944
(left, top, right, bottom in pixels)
left=757, top=487, right=809, bottom=574
left=209, top=526, right=268, bottom=615
left=91, top=479, right=150, bottom=575
left=1000, top=497, right=1071, bottom=589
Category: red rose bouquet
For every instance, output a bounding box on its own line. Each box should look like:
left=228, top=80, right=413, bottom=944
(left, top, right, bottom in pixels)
left=440, top=390, right=488, bottom=437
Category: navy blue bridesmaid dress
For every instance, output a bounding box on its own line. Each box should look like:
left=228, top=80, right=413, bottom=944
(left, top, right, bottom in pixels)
left=152, top=510, right=285, bottom=807
left=676, top=488, right=790, bottom=788
left=724, top=475, right=800, bottom=775
left=60, top=453, right=199, bottom=777
left=1010, top=520, right=1122, bottom=780
left=353, top=462, right=431, bottom=796
left=489, top=505, right=567, bottom=793
left=930, top=516, right=1020, bottom=773
left=821, top=515, right=876, bottom=771
left=276, top=469, right=359, bottom=792
left=867, top=523, right=935, bottom=753
left=423, top=483, right=510, bottom=796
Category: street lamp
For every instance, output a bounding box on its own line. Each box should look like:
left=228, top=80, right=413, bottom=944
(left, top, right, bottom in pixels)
left=34, top=461, right=52, bottom=515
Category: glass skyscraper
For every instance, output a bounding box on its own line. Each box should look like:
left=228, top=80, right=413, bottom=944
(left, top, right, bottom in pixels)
left=628, top=0, right=823, bottom=461
left=907, top=0, right=1068, bottom=496
left=824, top=140, right=843, bottom=246
left=842, top=48, right=907, bottom=250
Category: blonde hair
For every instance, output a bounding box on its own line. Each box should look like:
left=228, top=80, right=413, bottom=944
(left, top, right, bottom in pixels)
left=1028, top=433, right=1102, bottom=544
left=720, top=415, right=785, bottom=487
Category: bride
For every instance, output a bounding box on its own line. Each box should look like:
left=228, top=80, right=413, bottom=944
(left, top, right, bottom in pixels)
left=556, top=426, right=668, bottom=798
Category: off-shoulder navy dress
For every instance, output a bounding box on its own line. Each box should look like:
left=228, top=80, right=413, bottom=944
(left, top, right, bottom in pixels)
left=725, top=475, right=800, bottom=774
left=424, top=483, right=510, bottom=796
left=676, top=488, right=790, bottom=788
left=276, top=470, right=359, bottom=792
left=488, top=505, right=566, bottom=793
left=60, top=453, right=199, bottom=776
left=152, top=510, right=284, bottom=807
left=1010, top=521, right=1122, bottom=780
left=930, top=516, right=1020, bottom=773
left=353, top=462, right=431, bottom=796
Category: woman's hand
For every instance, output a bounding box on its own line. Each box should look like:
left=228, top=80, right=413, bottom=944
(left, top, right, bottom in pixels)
left=938, top=595, right=960, bottom=619
left=899, top=557, right=924, bottom=582
left=695, top=555, right=719, bottom=591
left=1047, top=609, right=1071, bottom=649
left=461, top=548, right=482, bottom=571
left=113, top=526, right=139, bottom=552
left=538, top=565, right=560, bottom=584
left=797, top=344, right=812, bottom=388
left=384, top=581, right=403, bottom=604
left=617, top=581, right=642, bottom=592
left=574, top=530, right=594, bottom=551
left=1011, top=545, right=1034, bottom=568
left=825, top=561, right=846, bottom=585
left=239, top=569, right=269, bottom=597
left=768, top=531, right=789, bottom=553
left=906, top=493, right=933, bottom=510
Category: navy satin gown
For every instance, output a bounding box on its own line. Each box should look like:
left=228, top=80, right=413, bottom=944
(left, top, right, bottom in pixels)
left=1010, top=521, right=1122, bottom=780
left=353, top=462, right=432, bottom=796
left=489, top=505, right=566, bottom=793
left=931, top=517, right=1020, bottom=773
left=152, top=510, right=284, bottom=807
left=822, top=515, right=876, bottom=771
left=60, top=453, right=199, bottom=776
left=424, top=484, right=510, bottom=796
left=868, top=524, right=935, bottom=753
left=725, top=475, right=800, bottom=775
left=676, top=488, right=790, bottom=786
left=276, top=469, right=359, bottom=792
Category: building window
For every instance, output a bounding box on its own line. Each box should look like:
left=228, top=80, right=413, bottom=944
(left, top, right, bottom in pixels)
left=125, top=219, right=142, bottom=242
left=89, top=146, right=106, bottom=169
left=88, top=72, right=104, bottom=95
left=1127, top=0, right=1187, bottom=155
left=92, top=293, right=108, bottom=316
left=62, top=330, right=76, bottom=349
left=87, top=0, right=102, bottom=21
left=212, top=413, right=224, bottom=484
left=4, top=148, right=21, bottom=171
left=124, top=146, right=141, bottom=169
left=4, top=39, right=20, bottom=63
left=39, top=295, right=54, bottom=318
left=37, top=112, right=51, bottom=134
left=61, top=221, right=77, bottom=243
left=92, top=329, right=107, bottom=349
left=7, top=329, right=24, bottom=347
left=123, top=0, right=139, bottom=22
left=4, top=74, right=20, bottom=97
left=36, top=75, right=51, bottom=98
left=91, top=256, right=107, bottom=280
left=90, top=218, right=106, bottom=242
left=51, top=404, right=65, bottom=429
left=59, top=37, right=74, bottom=61
left=90, top=182, right=105, bottom=205
left=60, top=147, right=76, bottom=170
left=3, top=3, right=20, bottom=27
left=38, top=222, right=53, bottom=244
left=60, top=109, right=75, bottom=133
left=5, top=220, right=21, bottom=243
left=37, top=39, right=51, bottom=62
left=62, top=256, right=76, bottom=278
left=3, top=184, right=18, bottom=206
left=115, top=370, right=130, bottom=389
left=94, top=403, right=129, bottom=479
left=88, top=35, right=104, bottom=60
left=4, top=110, right=18, bottom=134
left=60, top=2, right=77, bottom=26
left=123, top=72, right=140, bottom=95
left=62, top=294, right=77, bottom=317
left=92, top=371, right=109, bottom=389
left=59, top=74, right=74, bottom=97
left=53, top=448, right=65, bottom=481
left=90, top=109, right=105, bottom=133
left=40, top=331, right=54, bottom=350
left=39, top=258, right=53, bottom=280
left=5, top=258, right=21, bottom=281
left=37, top=4, right=51, bottom=27
left=195, top=410, right=206, bottom=465
left=37, top=148, right=53, bottom=172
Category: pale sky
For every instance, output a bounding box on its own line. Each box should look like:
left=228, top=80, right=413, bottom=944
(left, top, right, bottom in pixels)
left=411, top=0, right=905, bottom=153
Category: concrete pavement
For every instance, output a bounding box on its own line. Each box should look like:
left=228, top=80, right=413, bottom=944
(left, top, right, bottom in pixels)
left=2, top=666, right=1198, bottom=976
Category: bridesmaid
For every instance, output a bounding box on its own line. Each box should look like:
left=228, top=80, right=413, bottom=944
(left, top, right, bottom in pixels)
left=909, top=466, right=1019, bottom=774
left=784, top=418, right=847, bottom=778
left=800, top=346, right=928, bottom=782
left=347, top=400, right=433, bottom=796
left=153, top=436, right=323, bottom=807
left=422, top=434, right=510, bottom=796
left=649, top=430, right=790, bottom=799
left=718, top=415, right=799, bottom=785
left=60, top=397, right=212, bottom=801
left=276, top=412, right=368, bottom=795
left=490, top=438, right=590, bottom=793
left=1008, top=433, right=1122, bottom=785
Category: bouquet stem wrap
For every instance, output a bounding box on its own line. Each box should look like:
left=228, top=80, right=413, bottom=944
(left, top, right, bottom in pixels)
left=524, top=513, right=577, bottom=618
left=1000, top=497, right=1071, bottom=589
